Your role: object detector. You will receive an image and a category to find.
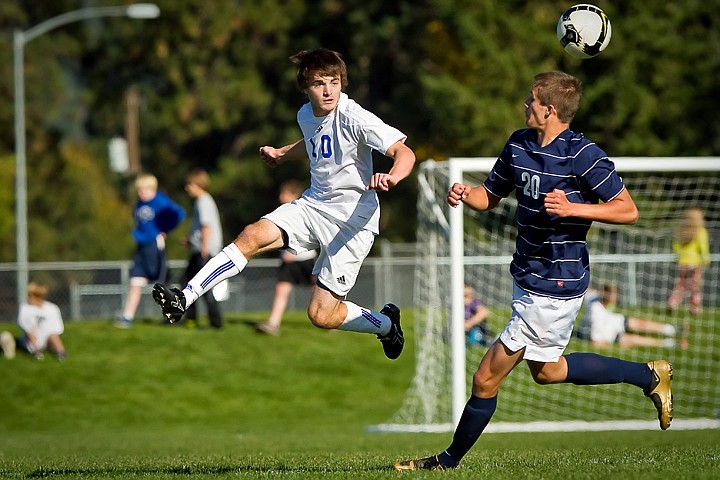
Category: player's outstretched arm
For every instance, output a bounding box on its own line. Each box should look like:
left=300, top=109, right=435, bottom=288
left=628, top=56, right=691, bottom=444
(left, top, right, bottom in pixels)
left=545, top=188, right=639, bottom=225
left=367, top=140, right=416, bottom=192
left=448, top=183, right=501, bottom=212
left=259, top=139, right=306, bottom=168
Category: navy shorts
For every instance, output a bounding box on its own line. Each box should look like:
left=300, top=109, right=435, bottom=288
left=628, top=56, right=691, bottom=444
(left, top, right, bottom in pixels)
left=277, top=258, right=315, bottom=285
left=130, top=241, right=167, bottom=282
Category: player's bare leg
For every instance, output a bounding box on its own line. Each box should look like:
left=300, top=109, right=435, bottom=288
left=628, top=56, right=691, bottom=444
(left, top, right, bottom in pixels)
left=309, top=285, right=404, bottom=359
left=154, top=219, right=283, bottom=322
left=306, top=286, right=346, bottom=329
left=395, top=342, right=521, bottom=470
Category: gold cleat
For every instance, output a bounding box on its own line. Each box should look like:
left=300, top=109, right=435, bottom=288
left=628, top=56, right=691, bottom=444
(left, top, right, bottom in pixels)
left=393, top=455, right=445, bottom=471
left=646, top=360, right=673, bottom=430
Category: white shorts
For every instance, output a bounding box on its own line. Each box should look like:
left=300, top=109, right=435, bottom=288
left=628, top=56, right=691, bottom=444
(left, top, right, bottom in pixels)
left=499, top=284, right=583, bottom=362
left=262, top=198, right=375, bottom=297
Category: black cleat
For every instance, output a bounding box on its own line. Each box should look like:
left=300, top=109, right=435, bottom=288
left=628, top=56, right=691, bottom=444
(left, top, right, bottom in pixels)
left=393, top=455, right=447, bottom=471
left=152, top=283, right=186, bottom=323
left=377, top=303, right=404, bottom=360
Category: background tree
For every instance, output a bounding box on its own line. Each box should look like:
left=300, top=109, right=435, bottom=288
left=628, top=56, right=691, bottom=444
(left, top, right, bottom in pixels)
left=0, top=0, right=718, bottom=262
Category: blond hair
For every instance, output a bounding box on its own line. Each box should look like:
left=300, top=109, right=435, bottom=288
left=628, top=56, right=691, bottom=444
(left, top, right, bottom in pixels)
left=675, top=207, right=705, bottom=245
left=27, top=281, right=48, bottom=300
left=134, top=173, right=158, bottom=192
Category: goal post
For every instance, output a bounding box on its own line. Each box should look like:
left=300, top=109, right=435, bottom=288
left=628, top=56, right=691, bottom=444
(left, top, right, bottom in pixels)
left=371, top=157, right=720, bottom=433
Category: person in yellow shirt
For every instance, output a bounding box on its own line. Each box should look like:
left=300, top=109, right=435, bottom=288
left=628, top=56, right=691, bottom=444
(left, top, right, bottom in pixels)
left=667, top=207, right=710, bottom=316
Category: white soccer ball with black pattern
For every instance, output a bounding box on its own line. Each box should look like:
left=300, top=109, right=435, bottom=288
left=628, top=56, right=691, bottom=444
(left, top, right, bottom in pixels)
left=557, top=4, right=612, bottom=59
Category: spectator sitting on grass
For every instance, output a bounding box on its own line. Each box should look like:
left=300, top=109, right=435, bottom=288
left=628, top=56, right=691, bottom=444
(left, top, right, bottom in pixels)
left=584, top=283, right=684, bottom=349
left=1, top=282, right=67, bottom=361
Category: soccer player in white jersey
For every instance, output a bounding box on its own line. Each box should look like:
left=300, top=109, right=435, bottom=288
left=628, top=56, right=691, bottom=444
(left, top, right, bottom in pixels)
left=153, top=48, right=415, bottom=359
left=395, top=71, right=673, bottom=471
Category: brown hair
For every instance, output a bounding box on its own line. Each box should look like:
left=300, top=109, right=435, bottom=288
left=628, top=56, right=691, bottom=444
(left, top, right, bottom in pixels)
left=601, top=283, right=617, bottom=304
left=533, top=71, right=582, bottom=123
left=186, top=168, right=211, bottom=191
left=290, top=48, right=348, bottom=91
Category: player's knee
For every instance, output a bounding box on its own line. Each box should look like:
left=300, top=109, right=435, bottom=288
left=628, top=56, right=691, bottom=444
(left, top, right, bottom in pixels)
left=307, top=305, right=335, bottom=329
left=531, top=368, right=563, bottom=385
left=234, top=226, right=261, bottom=256
left=531, top=372, right=553, bottom=385
left=471, top=370, right=500, bottom=397
left=235, top=224, right=257, bottom=242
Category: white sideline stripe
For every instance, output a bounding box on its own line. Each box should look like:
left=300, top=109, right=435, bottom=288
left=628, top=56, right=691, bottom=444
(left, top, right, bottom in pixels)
left=366, top=418, right=720, bottom=434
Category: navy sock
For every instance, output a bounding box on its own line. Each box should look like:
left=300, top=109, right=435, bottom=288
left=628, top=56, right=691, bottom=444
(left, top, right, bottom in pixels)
left=565, top=352, right=651, bottom=391
left=439, top=395, right=497, bottom=467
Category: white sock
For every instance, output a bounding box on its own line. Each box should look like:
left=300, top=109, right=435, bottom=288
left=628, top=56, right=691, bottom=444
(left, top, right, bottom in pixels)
left=663, top=338, right=676, bottom=348
left=338, top=301, right=391, bottom=335
left=183, top=243, right=248, bottom=307
left=662, top=324, right=676, bottom=336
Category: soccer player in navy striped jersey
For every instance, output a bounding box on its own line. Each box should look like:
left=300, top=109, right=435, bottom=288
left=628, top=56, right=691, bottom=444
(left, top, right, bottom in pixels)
left=395, top=71, right=673, bottom=472
left=152, top=48, right=414, bottom=360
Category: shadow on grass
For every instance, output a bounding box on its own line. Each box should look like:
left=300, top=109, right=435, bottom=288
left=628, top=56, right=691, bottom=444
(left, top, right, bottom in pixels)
left=23, top=463, right=393, bottom=478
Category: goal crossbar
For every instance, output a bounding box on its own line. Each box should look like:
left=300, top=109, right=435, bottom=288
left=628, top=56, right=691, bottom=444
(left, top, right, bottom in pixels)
left=371, top=157, right=720, bottom=433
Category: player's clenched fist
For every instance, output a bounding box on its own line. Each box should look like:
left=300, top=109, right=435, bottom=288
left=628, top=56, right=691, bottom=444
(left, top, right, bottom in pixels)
left=259, top=146, right=283, bottom=168
left=544, top=188, right=573, bottom=217
left=447, top=183, right=471, bottom=208
left=367, top=173, right=396, bottom=192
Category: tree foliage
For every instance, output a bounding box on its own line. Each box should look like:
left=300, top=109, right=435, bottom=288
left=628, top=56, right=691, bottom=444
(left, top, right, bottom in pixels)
left=0, top=0, right=718, bottom=261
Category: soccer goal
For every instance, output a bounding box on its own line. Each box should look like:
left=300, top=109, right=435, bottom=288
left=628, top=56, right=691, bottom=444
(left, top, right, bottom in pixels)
left=372, top=157, right=720, bottom=433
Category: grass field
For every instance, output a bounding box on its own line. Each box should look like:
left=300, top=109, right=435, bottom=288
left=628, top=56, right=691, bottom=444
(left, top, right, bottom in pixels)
left=2, top=310, right=719, bottom=479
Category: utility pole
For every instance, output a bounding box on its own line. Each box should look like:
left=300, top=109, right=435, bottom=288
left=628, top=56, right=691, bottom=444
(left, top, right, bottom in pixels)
left=125, top=85, right=141, bottom=174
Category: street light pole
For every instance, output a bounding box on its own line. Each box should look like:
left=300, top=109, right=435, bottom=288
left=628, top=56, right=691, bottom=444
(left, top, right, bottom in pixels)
left=13, top=4, right=159, bottom=306
left=13, top=29, right=28, bottom=316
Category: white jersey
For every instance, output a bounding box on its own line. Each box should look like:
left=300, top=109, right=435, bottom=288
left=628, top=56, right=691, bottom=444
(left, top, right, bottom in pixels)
left=18, top=301, right=64, bottom=351
left=296, top=92, right=406, bottom=234
left=587, top=297, right=626, bottom=343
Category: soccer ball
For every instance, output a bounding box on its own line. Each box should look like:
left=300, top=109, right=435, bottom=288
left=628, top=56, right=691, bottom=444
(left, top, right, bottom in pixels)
left=557, top=4, right=612, bottom=59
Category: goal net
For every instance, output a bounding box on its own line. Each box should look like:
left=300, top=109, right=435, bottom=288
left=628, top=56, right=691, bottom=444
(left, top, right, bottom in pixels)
left=373, top=157, right=720, bottom=433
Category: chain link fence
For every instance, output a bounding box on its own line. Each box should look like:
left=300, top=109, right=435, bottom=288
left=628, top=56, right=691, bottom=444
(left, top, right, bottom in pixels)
left=0, top=241, right=417, bottom=323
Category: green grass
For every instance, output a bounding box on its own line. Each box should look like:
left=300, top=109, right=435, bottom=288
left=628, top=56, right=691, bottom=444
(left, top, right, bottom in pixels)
left=2, top=311, right=719, bottom=479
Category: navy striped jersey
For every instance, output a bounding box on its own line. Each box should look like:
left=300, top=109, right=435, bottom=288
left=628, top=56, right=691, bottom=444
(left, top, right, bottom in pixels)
left=483, top=128, right=625, bottom=298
